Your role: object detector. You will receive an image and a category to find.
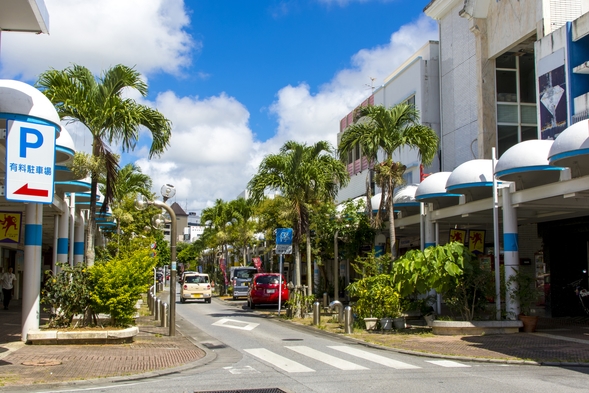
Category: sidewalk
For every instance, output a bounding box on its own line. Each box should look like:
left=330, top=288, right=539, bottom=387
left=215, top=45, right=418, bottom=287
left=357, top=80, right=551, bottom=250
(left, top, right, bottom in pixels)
left=1, top=295, right=589, bottom=389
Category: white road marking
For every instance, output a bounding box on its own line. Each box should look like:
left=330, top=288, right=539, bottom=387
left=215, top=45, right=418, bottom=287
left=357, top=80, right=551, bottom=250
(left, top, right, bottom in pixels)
left=212, top=318, right=259, bottom=331
left=329, top=346, right=420, bottom=369
left=286, top=346, right=368, bottom=370
left=426, top=360, right=471, bottom=368
left=245, top=348, right=315, bottom=373
left=227, top=366, right=261, bottom=374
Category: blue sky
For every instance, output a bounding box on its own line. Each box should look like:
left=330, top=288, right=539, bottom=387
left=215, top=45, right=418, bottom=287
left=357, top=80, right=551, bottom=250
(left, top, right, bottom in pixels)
left=0, top=0, right=438, bottom=213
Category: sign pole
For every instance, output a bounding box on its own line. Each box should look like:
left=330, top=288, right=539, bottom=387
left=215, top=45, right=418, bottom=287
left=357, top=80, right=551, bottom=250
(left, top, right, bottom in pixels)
left=278, top=253, right=283, bottom=315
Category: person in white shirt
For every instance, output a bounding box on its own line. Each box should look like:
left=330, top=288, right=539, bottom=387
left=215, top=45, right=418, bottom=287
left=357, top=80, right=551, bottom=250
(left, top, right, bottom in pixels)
left=1, top=267, right=16, bottom=310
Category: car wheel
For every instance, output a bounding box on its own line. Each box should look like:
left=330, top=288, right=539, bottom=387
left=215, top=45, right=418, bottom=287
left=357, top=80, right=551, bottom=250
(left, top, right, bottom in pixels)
left=180, top=297, right=186, bottom=303
left=206, top=298, right=211, bottom=303
left=233, top=295, right=237, bottom=301
left=250, top=300, right=255, bottom=309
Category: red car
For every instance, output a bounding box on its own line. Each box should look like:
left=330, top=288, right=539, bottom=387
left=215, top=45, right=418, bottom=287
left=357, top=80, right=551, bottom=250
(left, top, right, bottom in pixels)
left=247, top=273, right=289, bottom=309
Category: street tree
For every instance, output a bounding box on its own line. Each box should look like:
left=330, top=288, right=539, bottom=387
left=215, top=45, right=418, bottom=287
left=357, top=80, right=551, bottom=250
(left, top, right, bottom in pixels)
left=36, top=64, right=172, bottom=265
left=338, top=104, right=438, bottom=264
left=248, top=140, right=349, bottom=293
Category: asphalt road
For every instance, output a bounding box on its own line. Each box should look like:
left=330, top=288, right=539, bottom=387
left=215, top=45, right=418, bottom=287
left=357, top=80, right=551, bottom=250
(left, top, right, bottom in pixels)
left=26, top=292, right=589, bottom=393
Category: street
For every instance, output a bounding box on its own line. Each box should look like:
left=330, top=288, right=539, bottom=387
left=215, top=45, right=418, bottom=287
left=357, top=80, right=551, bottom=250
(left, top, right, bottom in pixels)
left=18, top=287, right=589, bottom=393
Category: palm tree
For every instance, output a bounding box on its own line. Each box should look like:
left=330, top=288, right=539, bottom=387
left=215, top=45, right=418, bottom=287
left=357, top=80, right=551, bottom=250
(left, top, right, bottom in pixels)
left=227, top=198, right=257, bottom=266
left=201, top=199, right=233, bottom=290
left=338, top=103, right=438, bottom=262
left=36, top=64, right=172, bottom=265
left=99, top=163, right=153, bottom=255
left=248, top=140, right=349, bottom=293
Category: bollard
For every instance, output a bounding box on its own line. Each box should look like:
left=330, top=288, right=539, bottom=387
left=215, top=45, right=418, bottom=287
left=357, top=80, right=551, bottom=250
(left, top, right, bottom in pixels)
left=155, top=298, right=161, bottom=320
left=161, top=302, right=168, bottom=328
left=344, top=306, right=353, bottom=333
left=323, top=292, right=328, bottom=308
left=329, top=300, right=343, bottom=322
left=148, top=292, right=153, bottom=313
left=313, top=301, right=321, bottom=326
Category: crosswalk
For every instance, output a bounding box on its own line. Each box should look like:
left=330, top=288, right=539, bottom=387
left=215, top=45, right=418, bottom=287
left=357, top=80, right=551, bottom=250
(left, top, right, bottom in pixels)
left=243, top=345, right=471, bottom=373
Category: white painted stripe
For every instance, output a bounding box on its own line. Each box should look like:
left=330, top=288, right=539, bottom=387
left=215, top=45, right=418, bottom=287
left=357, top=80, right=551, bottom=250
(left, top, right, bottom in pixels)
left=531, top=332, right=589, bottom=345
left=245, top=348, right=315, bottom=373
left=426, top=360, right=471, bottom=368
left=329, top=346, right=420, bottom=369
left=286, top=346, right=368, bottom=370
left=212, top=318, right=259, bottom=331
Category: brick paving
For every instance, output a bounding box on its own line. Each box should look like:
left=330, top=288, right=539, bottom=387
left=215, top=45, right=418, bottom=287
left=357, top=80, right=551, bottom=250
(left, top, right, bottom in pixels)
left=1, top=295, right=588, bottom=388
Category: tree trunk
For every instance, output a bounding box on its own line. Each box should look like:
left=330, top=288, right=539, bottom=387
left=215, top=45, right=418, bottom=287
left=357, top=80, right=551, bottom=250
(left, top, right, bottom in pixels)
left=294, top=242, right=301, bottom=287
left=85, top=176, right=97, bottom=266
left=306, top=227, right=312, bottom=295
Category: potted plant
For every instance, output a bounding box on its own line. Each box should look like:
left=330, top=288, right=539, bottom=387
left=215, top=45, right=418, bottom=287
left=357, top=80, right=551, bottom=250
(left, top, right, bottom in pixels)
left=507, top=268, right=542, bottom=332
left=347, top=274, right=400, bottom=331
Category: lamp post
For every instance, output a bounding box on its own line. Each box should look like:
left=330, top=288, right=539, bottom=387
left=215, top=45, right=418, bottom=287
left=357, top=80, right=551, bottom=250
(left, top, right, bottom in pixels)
left=136, top=190, right=178, bottom=336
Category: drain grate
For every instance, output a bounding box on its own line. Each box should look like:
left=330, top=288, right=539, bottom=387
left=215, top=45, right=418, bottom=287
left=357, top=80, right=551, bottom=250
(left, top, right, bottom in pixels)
left=195, top=389, right=287, bottom=393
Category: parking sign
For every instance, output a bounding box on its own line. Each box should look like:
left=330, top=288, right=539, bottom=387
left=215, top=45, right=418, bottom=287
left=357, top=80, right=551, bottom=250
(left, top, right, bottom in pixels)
left=5, top=120, right=56, bottom=203
left=275, top=228, right=293, bottom=255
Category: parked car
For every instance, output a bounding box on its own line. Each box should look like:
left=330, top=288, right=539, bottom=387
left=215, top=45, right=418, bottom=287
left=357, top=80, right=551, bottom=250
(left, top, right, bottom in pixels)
left=247, top=273, right=289, bottom=309
left=230, top=266, right=258, bottom=300
left=180, top=273, right=212, bottom=303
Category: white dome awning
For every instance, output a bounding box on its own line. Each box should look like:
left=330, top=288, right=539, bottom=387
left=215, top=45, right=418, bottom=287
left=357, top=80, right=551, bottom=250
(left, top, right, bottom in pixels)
left=446, top=159, right=496, bottom=201
left=415, top=172, right=462, bottom=209
left=548, top=119, right=589, bottom=177
left=495, top=140, right=565, bottom=190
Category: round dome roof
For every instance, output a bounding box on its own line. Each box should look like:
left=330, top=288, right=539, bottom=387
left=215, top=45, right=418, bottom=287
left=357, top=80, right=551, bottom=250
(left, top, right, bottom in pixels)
left=446, top=159, right=495, bottom=201
left=495, top=140, right=564, bottom=190
left=415, top=172, right=461, bottom=208
left=548, top=119, right=589, bottom=177
left=0, top=79, right=61, bottom=130
left=55, top=127, right=75, bottom=164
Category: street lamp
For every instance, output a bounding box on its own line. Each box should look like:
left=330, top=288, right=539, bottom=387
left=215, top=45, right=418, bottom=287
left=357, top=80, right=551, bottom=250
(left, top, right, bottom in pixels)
left=136, top=189, right=178, bottom=336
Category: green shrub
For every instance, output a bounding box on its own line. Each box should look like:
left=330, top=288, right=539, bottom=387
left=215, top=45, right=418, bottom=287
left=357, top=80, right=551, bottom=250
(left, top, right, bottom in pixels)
left=41, top=263, right=95, bottom=327
left=90, top=248, right=155, bottom=326
left=347, top=274, right=401, bottom=320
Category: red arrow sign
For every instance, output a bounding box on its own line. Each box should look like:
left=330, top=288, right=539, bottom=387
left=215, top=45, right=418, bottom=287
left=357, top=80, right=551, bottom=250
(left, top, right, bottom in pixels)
left=14, top=184, right=49, bottom=197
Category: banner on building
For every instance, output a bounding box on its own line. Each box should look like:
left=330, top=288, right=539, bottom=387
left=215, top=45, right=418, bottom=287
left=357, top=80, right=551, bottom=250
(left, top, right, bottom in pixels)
left=0, top=211, right=22, bottom=244
left=252, top=257, right=263, bottom=272
left=468, top=230, right=485, bottom=254
left=220, top=258, right=228, bottom=285
left=449, top=229, right=466, bottom=244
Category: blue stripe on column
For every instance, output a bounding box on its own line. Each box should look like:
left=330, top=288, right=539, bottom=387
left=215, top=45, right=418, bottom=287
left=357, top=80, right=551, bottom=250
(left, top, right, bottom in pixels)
left=425, top=243, right=435, bottom=248
left=74, top=242, right=84, bottom=255
left=57, top=238, right=68, bottom=254
left=504, top=233, right=519, bottom=252
left=25, top=224, right=43, bottom=246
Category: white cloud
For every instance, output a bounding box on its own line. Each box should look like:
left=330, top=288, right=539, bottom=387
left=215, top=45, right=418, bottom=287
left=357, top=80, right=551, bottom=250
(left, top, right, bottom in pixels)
left=260, top=15, right=438, bottom=153
left=1, top=0, right=437, bottom=214
left=90, top=14, right=436, bottom=213
left=0, top=0, right=195, bottom=80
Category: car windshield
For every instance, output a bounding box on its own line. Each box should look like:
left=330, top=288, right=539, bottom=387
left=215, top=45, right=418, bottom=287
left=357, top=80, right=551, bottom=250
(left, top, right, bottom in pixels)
left=185, top=275, right=208, bottom=284
left=256, top=275, right=280, bottom=285
left=235, top=270, right=256, bottom=279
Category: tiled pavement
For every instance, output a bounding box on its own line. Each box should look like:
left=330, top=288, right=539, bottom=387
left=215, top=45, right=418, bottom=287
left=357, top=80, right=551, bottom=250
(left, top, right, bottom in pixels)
left=0, top=294, right=588, bottom=388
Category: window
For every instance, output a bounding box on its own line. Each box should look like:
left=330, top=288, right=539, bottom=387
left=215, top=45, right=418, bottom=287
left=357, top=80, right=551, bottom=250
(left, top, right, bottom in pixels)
left=495, top=52, right=538, bottom=157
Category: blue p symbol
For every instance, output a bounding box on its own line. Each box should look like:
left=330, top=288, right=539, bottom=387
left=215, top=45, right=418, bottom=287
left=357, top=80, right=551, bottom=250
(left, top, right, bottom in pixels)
left=20, top=127, right=43, bottom=158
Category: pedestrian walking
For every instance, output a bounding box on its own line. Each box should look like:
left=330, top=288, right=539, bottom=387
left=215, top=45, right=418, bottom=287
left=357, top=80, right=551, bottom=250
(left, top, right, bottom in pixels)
left=1, top=267, right=16, bottom=310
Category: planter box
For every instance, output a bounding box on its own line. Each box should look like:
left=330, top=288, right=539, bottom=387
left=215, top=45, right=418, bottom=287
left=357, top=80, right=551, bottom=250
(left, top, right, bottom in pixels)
left=432, top=320, right=523, bottom=336
left=27, top=326, right=139, bottom=344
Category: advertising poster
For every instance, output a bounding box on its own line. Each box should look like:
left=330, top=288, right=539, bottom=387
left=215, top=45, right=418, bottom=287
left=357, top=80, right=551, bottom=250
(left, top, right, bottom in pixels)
left=468, top=230, right=485, bottom=254
left=449, top=229, right=466, bottom=244
left=539, top=65, right=567, bottom=140
left=0, top=211, right=22, bottom=244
